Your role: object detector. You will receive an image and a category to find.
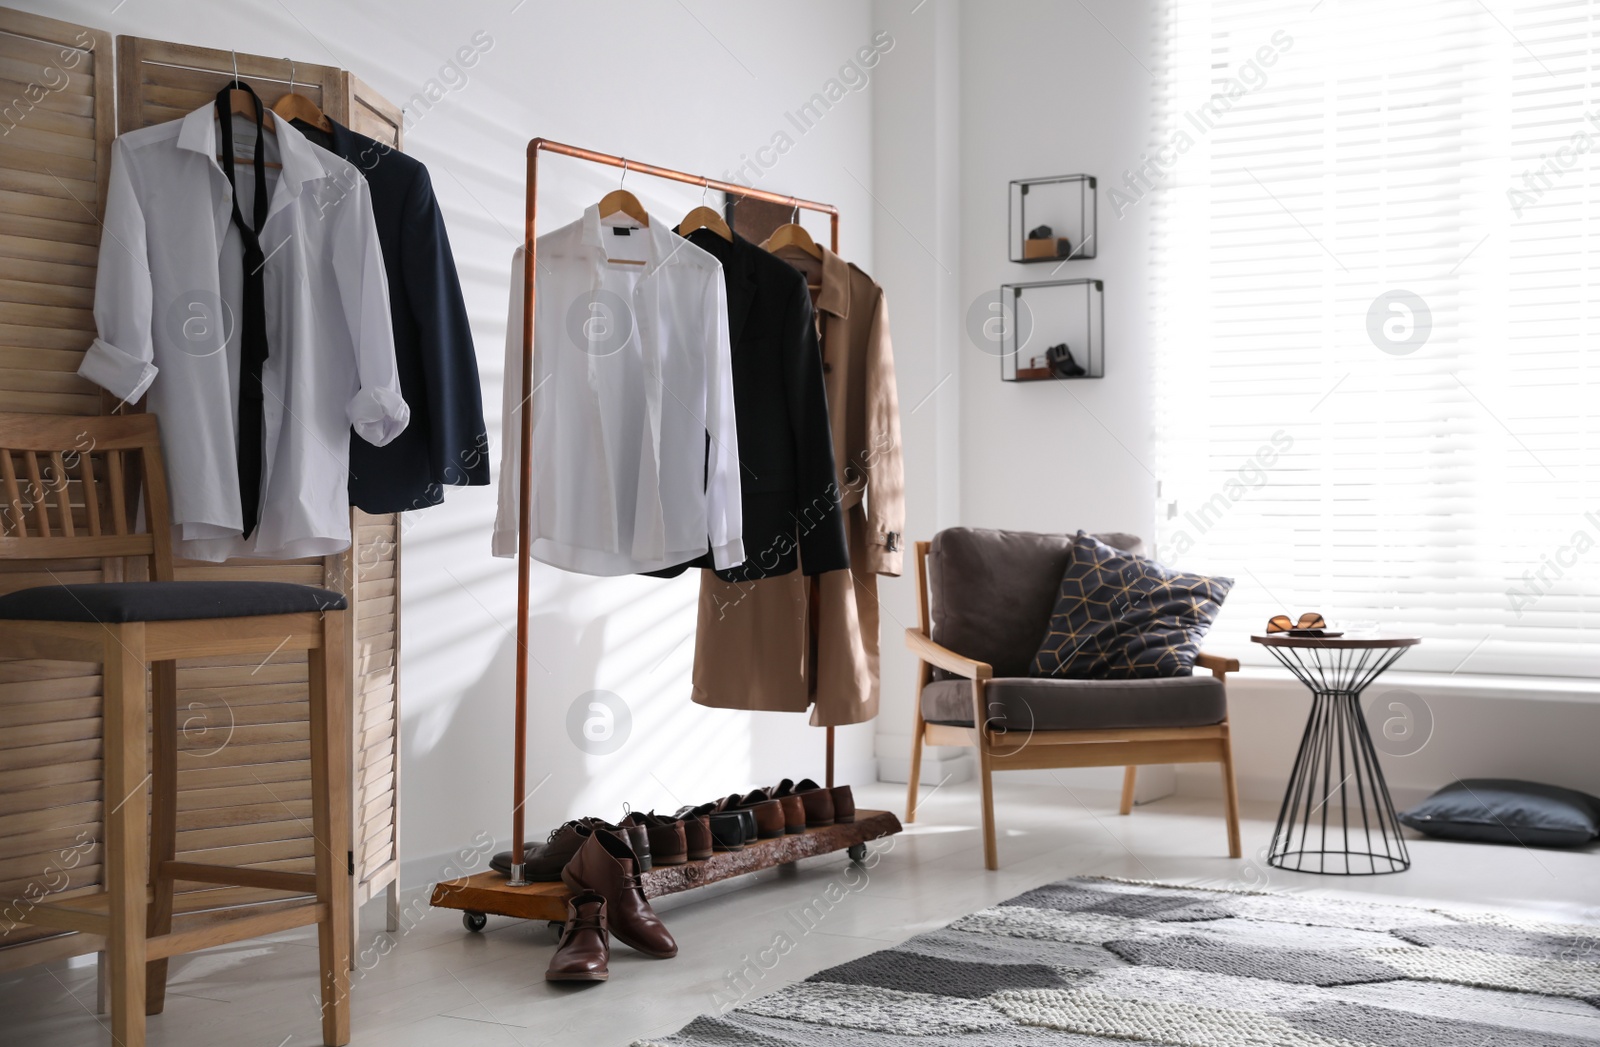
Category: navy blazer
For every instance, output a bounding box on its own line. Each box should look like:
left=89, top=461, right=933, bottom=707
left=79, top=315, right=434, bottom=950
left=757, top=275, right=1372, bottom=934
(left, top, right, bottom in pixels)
left=649, top=228, right=849, bottom=581
left=294, top=118, right=489, bottom=513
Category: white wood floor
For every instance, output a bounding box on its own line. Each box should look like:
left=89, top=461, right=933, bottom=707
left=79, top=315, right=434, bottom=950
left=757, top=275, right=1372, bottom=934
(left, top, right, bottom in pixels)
left=5, top=779, right=1597, bottom=1047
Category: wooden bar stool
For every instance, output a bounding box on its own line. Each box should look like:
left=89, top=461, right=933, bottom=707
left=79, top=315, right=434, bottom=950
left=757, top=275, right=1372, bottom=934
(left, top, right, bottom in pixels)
left=0, top=412, right=352, bottom=1047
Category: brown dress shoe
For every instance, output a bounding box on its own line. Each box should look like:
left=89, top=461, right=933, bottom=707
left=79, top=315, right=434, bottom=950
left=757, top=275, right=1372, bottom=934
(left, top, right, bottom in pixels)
left=545, top=890, right=609, bottom=982
left=794, top=778, right=835, bottom=827
left=561, top=829, right=677, bottom=958
left=671, top=810, right=712, bottom=861
left=734, top=791, right=786, bottom=839
left=627, top=811, right=687, bottom=866
left=765, top=780, right=808, bottom=834
left=829, top=785, right=856, bottom=824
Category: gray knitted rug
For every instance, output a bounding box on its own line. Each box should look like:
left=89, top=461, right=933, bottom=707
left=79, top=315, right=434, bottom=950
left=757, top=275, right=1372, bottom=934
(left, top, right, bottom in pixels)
left=636, top=877, right=1600, bottom=1046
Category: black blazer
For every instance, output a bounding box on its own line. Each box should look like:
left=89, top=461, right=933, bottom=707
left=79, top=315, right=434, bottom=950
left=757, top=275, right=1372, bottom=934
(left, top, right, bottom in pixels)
left=652, top=228, right=849, bottom=581
left=294, top=118, right=490, bottom=513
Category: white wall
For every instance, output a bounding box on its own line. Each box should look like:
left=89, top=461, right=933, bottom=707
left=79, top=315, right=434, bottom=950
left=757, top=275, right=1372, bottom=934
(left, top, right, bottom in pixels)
left=867, top=0, right=968, bottom=787
left=27, top=0, right=919, bottom=886
left=956, top=0, right=1157, bottom=539
left=872, top=0, right=1164, bottom=793
left=904, top=0, right=1600, bottom=809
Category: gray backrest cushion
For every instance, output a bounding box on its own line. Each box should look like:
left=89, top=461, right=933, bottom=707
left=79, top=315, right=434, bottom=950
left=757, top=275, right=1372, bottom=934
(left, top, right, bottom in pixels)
left=929, top=527, right=1145, bottom=678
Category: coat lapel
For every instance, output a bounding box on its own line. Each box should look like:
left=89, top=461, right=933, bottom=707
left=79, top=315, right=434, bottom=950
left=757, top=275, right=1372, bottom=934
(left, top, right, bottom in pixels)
left=722, top=233, right=757, bottom=350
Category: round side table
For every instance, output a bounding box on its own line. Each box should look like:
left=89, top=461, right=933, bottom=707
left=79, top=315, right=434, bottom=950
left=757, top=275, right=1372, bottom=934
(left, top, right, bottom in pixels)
left=1250, top=634, right=1421, bottom=875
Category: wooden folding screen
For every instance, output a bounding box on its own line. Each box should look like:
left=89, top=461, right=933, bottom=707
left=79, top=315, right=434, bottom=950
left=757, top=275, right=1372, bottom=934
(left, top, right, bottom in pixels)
left=0, top=8, right=403, bottom=974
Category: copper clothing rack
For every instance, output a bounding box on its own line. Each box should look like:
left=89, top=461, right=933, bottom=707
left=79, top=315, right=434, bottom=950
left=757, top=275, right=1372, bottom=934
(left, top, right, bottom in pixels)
left=509, top=138, right=842, bottom=886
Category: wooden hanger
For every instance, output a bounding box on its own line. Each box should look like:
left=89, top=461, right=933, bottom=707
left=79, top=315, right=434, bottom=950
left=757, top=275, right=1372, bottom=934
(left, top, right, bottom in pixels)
left=677, top=179, right=732, bottom=241
left=599, top=160, right=649, bottom=227
left=762, top=203, right=822, bottom=261
left=271, top=59, right=332, bottom=134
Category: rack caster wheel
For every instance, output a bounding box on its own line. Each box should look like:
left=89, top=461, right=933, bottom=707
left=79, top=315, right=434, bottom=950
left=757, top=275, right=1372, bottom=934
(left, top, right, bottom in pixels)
left=548, top=921, right=564, bottom=940
left=847, top=843, right=868, bottom=864
left=462, top=911, right=488, bottom=933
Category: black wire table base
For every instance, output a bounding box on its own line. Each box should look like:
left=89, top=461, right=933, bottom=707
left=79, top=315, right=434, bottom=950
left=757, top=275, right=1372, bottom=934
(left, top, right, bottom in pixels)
left=1259, top=640, right=1416, bottom=876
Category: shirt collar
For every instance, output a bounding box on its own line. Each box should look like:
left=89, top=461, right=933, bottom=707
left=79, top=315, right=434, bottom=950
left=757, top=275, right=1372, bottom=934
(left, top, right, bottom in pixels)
left=177, top=102, right=336, bottom=257
left=175, top=101, right=326, bottom=202
left=577, top=203, right=683, bottom=271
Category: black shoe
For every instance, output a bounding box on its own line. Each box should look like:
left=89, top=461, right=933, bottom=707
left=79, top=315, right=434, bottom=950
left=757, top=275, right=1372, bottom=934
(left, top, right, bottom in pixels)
left=680, top=802, right=748, bottom=851
left=1046, top=343, right=1086, bottom=378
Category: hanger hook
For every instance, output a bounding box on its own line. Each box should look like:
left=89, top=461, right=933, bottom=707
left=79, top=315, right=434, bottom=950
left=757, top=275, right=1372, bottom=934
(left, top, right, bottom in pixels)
left=790, top=199, right=800, bottom=225
left=619, top=160, right=628, bottom=190
left=231, top=49, right=239, bottom=84
left=287, top=58, right=296, bottom=94
left=701, top=178, right=710, bottom=206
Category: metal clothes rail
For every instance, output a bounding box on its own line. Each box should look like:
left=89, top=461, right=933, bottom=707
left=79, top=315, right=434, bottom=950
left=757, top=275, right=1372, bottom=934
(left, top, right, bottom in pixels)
left=508, top=139, right=841, bottom=886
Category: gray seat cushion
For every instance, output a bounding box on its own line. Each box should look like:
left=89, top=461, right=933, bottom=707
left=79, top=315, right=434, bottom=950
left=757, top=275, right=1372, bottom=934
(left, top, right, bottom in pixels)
left=921, top=674, right=1226, bottom=731
left=929, top=527, right=1144, bottom=678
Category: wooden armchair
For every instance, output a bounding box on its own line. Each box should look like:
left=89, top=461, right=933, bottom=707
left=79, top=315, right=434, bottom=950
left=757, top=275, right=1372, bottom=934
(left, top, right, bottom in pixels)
left=903, top=528, right=1242, bottom=870
left=0, top=413, right=352, bottom=1047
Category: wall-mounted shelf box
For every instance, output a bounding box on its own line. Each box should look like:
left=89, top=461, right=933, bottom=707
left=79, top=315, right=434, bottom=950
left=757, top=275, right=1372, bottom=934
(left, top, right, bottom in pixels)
left=1009, top=174, right=1097, bottom=263
left=1000, top=278, right=1105, bottom=382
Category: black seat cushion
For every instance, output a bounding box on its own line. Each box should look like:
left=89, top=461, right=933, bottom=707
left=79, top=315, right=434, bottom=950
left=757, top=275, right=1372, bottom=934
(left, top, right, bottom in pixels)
left=0, top=581, right=347, bottom=623
left=1031, top=532, right=1232, bottom=679
left=929, top=527, right=1145, bottom=678
left=921, top=675, right=1226, bottom=731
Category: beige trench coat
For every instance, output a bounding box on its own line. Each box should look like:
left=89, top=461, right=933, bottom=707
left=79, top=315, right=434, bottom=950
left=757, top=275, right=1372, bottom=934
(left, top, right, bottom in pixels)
left=692, top=244, right=904, bottom=727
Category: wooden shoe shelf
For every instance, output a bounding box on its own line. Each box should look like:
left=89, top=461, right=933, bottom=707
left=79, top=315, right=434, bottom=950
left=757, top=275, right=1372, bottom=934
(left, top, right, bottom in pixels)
left=432, top=810, right=902, bottom=931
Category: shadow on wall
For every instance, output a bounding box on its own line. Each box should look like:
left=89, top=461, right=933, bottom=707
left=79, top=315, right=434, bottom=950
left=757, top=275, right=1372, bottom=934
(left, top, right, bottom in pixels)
left=396, top=608, right=602, bottom=886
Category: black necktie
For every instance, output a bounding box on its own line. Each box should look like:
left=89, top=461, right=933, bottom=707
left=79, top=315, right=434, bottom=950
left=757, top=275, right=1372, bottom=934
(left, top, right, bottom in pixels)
left=214, top=81, right=271, bottom=538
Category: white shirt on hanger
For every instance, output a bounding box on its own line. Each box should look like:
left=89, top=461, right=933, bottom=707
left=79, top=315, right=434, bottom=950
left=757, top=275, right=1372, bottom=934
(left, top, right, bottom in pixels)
left=78, top=103, right=408, bottom=562
left=493, top=205, right=743, bottom=575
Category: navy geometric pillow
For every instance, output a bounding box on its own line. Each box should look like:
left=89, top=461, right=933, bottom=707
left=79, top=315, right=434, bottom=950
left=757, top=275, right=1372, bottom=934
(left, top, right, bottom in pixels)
left=1031, top=531, right=1233, bottom=679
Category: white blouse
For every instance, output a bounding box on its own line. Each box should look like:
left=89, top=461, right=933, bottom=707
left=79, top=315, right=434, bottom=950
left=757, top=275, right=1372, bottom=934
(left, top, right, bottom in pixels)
left=493, top=205, right=742, bottom=575
left=78, top=104, right=408, bottom=562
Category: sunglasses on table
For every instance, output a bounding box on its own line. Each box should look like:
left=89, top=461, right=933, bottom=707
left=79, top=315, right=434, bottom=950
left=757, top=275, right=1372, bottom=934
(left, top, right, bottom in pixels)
left=1267, top=612, right=1328, bottom=635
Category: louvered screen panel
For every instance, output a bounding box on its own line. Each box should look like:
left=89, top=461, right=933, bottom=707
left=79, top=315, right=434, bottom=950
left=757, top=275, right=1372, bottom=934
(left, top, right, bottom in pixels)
left=0, top=9, right=114, bottom=971
left=342, top=74, right=403, bottom=919
left=0, top=9, right=109, bottom=417
left=350, top=512, right=399, bottom=914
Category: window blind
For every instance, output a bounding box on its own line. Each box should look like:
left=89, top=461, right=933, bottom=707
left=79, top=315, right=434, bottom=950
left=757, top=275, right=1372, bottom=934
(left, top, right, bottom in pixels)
left=1151, top=0, right=1600, bottom=677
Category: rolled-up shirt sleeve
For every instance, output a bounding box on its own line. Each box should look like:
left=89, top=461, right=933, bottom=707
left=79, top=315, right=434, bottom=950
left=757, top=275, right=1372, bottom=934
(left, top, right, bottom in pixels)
left=79, top=140, right=158, bottom=404
left=334, top=177, right=409, bottom=447
left=703, top=266, right=743, bottom=570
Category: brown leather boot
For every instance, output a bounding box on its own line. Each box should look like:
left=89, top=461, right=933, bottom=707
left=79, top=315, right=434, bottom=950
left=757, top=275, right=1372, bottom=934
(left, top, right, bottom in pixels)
left=794, top=778, right=835, bottom=827
left=561, top=828, right=677, bottom=958
left=734, top=791, right=786, bottom=839
left=829, top=784, right=856, bottom=824
left=765, top=780, right=808, bottom=834
left=545, top=890, right=609, bottom=982
left=627, top=811, right=687, bottom=866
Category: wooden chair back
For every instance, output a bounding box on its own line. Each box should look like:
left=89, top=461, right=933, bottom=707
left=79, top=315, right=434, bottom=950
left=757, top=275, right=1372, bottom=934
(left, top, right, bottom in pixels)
left=0, top=412, right=174, bottom=581
left=914, top=539, right=932, bottom=636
